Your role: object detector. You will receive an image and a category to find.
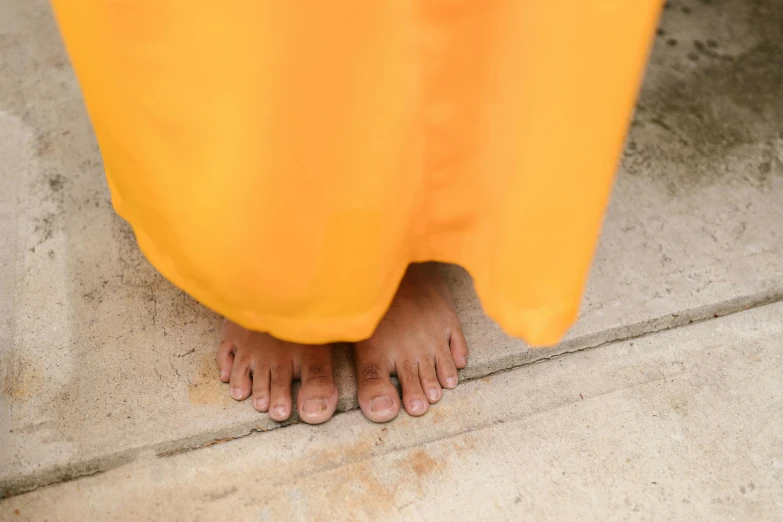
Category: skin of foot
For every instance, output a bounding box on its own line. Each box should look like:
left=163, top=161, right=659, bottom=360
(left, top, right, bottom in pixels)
left=354, top=263, right=469, bottom=423
left=216, top=321, right=339, bottom=425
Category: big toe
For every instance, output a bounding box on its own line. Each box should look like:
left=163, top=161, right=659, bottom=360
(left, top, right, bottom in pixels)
left=296, top=348, right=339, bottom=425
left=355, top=354, right=400, bottom=423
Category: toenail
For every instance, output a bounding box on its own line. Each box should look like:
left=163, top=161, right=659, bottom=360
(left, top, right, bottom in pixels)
left=301, top=399, right=327, bottom=416
left=427, top=388, right=440, bottom=402
left=410, top=400, right=426, bottom=414
left=220, top=370, right=228, bottom=380
left=255, top=397, right=268, bottom=409
left=369, top=396, right=393, bottom=414
left=446, top=376, right=457, bottom=388
left=271, top=405, right=287, bottom=418
left=231, top=387, right=243, bottom=400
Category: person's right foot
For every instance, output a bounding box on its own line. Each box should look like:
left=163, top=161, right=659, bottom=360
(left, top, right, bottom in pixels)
left=216, top=320, right=339, bottom=424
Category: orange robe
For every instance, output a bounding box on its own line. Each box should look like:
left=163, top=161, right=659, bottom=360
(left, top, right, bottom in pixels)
left=51, top=0, right=661, bottom=346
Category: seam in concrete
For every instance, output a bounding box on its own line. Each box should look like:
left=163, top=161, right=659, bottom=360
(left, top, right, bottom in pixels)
left=2, top=287, right=782, bottom=499
left=220, top=373, right=675, bottom=493
left=476, top=290, right=783, bottom=381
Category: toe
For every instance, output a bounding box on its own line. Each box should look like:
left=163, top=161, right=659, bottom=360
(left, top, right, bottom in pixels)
left=449, top=326, right=469, bottom=369
left=435, top=346, right=459, bottom=390
left=355, top=349, right=400, bottom=423
left=251, top=365, right=271, bottom=412
left=228, top=353, right=252, bottom=400
left=216, top=339, right=234, bottom=382
left=396, top=359, right=429, bottom=417
left=269, top=362, right=294, bottom=422
left=296, top=347, right=338, bottom=425
left=417, top=358, right=442, bottom=404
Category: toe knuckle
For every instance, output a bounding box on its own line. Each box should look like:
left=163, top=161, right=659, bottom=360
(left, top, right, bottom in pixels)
left=402, top=360, right=417, bottom=382
left=304, top=374, right=331, bottom=385
left=270, top=363, right=288, bottom=376
left=306, top=363, right=328, bottom=377
left=359, top=362, right=383, bottom=382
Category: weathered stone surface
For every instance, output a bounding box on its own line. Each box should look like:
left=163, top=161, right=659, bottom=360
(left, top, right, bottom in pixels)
left=1, top=0, right=782, bottom=499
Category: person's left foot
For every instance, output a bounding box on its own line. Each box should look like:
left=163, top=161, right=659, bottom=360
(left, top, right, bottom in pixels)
left=353, top=263, right=469, bottom=423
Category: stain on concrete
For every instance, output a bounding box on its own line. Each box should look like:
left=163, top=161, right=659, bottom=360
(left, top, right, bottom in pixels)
left=47, top=173, right=65, bottom=192
left=310, top=437, right=376, bottom=469
left=7, top=358, right=44, bottom=402
left=344, top=462, right=397, bottom=515
left=188, top=351, right=232, bottom=406
left=34, top=133, right=53, bottom=157
left=624, top=0, right=783, bottom=195
left=289, top=444, right=448, bottom=519
left=430, top=407, right=447, bottom=424
left=31, top=212, right=57, bottom=248
left=452, top=437, right=477, bottom=456
left=409, top=449, right=438, bottom=478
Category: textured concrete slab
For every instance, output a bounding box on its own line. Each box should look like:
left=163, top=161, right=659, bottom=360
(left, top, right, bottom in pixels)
left=2, top=0, right=783, bottom=497
left=4, top=303, right=782, bottom=521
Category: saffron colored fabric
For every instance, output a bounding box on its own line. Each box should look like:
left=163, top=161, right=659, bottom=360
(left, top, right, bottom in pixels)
left=52, top=0, right=661, bottom=345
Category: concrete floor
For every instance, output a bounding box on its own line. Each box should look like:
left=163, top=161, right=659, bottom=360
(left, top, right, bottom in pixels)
left=1, top=0, right=782, bottom=520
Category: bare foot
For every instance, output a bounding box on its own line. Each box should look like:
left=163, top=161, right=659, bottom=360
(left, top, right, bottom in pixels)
left=216, top=321, right=338, bottom=424
left=354, top=263, right=469, bottom=423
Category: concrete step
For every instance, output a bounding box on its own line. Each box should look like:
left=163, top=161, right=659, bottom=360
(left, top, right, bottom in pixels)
left=4, top=302, right=782, bottom=521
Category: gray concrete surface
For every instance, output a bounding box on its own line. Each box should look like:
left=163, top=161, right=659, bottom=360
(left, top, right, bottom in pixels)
left=4, top=303, right=782, bottom=521
left=1, top=0, right=782, bottom=516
